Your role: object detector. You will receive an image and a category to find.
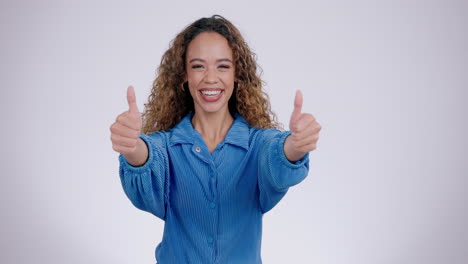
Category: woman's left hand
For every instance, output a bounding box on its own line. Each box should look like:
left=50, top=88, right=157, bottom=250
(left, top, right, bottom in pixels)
left=284, top=90, right=321, bottom=162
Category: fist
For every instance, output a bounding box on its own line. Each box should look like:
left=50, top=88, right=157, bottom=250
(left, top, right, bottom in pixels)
left=110, top=86, right=142, bottom=155
left=284, top=90, right=321, bottom=161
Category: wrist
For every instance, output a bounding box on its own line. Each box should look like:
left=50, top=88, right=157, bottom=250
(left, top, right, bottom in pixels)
left=124, top=137, right=148, bottom=166
left=284, top=135, right=307, bottom=162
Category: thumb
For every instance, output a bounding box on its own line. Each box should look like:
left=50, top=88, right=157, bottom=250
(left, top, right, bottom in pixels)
left=290, top=90, right=303, bottom=123
left=127, top=85, right=140, bottom=114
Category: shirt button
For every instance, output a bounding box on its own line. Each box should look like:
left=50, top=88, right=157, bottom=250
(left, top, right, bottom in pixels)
left=207, top=236, right=214, bottom=244
left=209, top=202, right=216, bottom=209
left=195, top=146, right=201, bottom=152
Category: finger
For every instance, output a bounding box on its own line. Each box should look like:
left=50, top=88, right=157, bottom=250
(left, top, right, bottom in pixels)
left=294, top=114, right=316, bottom=133
left=291, top=90, right=303, bottom=121
left=116, top=113, right=142, bottom=131
left=300, top=142, right=317, bottom=152
left=110, top=123, right=140, bottom=139
left=293, top=134, right=319, bottom=148
left=127, top=85, right=140, bottom=114
left=290, top=120, right=320, bottom=142
left=111, top=134, right=138, bottom=148
left=112, top=144, right=136, bottom=155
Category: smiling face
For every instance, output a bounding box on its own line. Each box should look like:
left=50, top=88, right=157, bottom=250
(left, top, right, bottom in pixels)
left=185, top=32, right=235, bottom=115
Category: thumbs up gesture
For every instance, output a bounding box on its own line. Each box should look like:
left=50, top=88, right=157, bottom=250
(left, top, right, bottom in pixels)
left=283, top=90, right=322, bottom=162
left=110, top=86, right=143, bottom=155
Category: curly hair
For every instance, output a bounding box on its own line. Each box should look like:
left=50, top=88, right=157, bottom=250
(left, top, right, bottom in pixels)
left=141, top=15, right=282, bottom=134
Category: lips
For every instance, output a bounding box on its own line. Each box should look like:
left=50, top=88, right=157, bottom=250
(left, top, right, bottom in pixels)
left=199, top=88, right=224, bottom=102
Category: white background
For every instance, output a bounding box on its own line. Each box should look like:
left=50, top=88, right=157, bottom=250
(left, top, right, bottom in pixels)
left=1, top=0, right=467, bottom=263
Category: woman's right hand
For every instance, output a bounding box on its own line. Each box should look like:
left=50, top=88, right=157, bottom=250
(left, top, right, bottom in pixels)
left=110, top=86, right=148, bottom=166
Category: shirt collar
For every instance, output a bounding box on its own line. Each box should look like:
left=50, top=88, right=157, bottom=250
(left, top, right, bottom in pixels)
left=169, top=112, right=250, bottom=150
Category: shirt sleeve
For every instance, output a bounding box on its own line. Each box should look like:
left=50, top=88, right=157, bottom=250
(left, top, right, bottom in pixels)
left=257, top=129, right=310, bottom=214
left=118, top=132, right=169, bottom=220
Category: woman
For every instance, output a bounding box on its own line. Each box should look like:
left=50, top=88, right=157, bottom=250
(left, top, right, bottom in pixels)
left=110, top=15, right=321, bottom=263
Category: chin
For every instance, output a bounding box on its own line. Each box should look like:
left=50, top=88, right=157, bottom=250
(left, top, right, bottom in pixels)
left=194, top=97, right=230, bottom=113
left=194, top=101, right=229, bottom=114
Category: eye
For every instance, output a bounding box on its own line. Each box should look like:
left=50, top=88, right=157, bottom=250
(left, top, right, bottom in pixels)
left=218, top=64, right=231, bottom=69
left=191, top=64, right=204, bottom=69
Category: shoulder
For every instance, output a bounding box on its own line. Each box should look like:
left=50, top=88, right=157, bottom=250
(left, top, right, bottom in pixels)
left=252, top=126, right=288, bottom=141
left=140, top=130, right=168, bottom=150
left=157, top=113, right=195, bottom=147
left=233, top=113, right=288, bottom=145
left=248, top=127, right=291, bottom=152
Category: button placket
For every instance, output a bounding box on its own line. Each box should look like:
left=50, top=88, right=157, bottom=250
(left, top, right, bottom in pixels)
left=207, top=166, right=219, bottom=251
left=192, top=144, right=211, bottom=165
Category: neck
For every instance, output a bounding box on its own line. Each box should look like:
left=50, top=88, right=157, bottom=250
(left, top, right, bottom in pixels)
left=191, top=108, right=234, bottom=142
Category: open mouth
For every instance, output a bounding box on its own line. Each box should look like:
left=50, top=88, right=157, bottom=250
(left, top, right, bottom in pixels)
left=201, top=90, right=222, bottom=96
left=199, top=89, right=224, bottom=102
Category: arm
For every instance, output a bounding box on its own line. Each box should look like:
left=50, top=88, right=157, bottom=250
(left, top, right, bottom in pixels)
left=257, top=90, right=321, bottom=213
left=111, top=86, right=169, bottom=220
left=257, top=129, right=310, bottom=214
left=119, top=133, right=169, bottom=220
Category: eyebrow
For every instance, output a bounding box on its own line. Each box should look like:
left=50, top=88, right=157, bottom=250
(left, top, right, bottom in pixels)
left=189, top=58, right=233, bottom=63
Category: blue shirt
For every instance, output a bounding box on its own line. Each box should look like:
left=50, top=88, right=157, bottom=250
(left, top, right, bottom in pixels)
left=119, top=112, right=310, bottom=264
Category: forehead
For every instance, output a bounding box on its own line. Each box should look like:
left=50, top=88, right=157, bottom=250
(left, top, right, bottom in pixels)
left=186, top=32, right=233, bottom=61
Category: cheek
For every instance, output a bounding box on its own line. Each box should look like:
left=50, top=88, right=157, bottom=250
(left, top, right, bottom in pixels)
left=222, top=72, right=235, bottom=86
left=188, top=84, right=198, bottom=98
left=186, top=69, right=202, bottom=81
left=185, top=79, right=198, bottom=97
left=186, top=78, right=200, bottom=94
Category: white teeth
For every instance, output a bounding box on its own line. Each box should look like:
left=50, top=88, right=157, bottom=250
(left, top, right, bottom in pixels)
left=201, top=90, right=222, bottom=96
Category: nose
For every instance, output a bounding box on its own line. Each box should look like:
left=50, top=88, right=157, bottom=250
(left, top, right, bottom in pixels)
left=203, top=67, right=218, bottom=84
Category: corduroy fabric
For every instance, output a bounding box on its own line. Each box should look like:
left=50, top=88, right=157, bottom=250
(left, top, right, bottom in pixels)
left=119, top=112, right=310, bottom=264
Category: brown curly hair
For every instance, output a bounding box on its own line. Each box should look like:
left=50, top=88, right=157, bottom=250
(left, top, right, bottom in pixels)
left=141, top=15, right=282, bottom=134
